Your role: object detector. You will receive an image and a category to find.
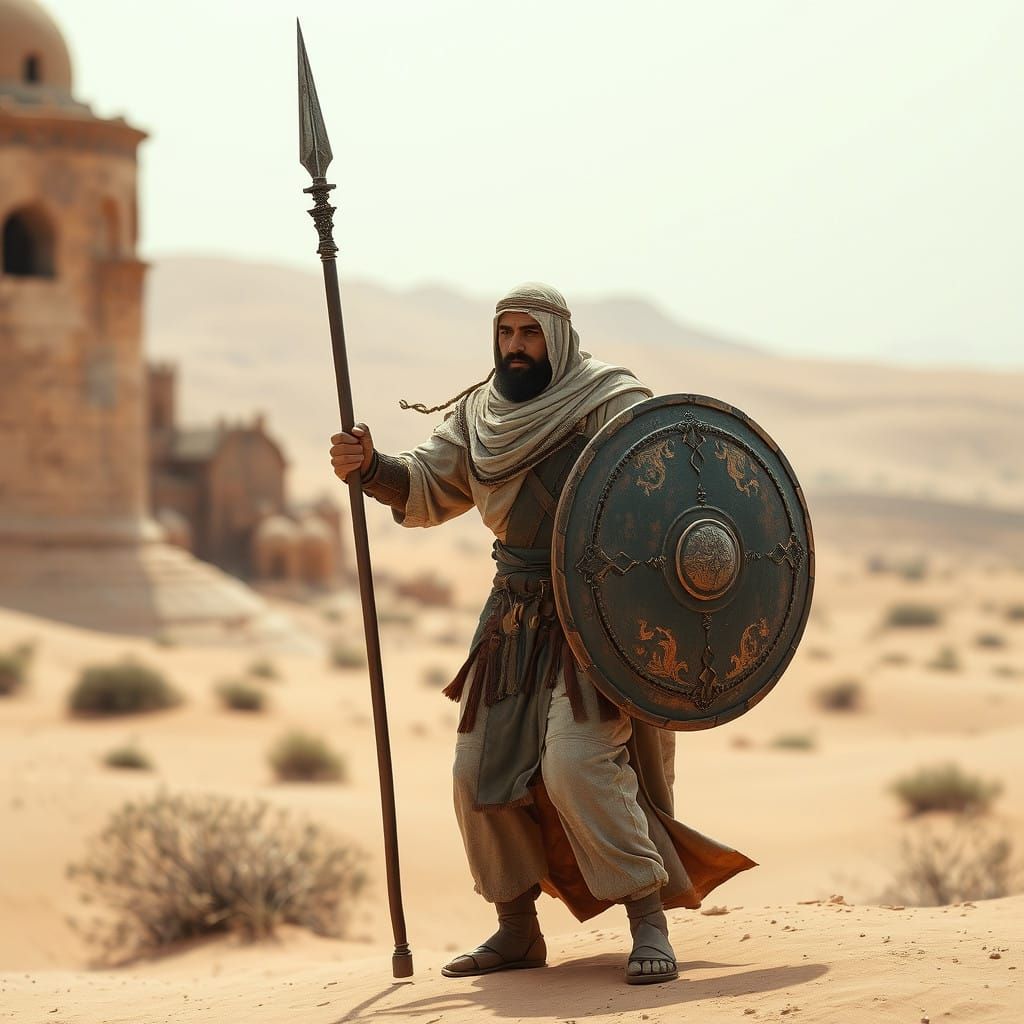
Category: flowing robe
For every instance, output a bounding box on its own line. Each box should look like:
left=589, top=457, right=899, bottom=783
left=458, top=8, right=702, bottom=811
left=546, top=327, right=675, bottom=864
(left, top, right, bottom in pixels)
left=395, top=394, right=756, bottom=919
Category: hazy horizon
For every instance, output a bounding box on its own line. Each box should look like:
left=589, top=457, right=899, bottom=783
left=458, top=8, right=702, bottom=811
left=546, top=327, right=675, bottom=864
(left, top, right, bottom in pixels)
left=40, top=0, right=1024, bottom=369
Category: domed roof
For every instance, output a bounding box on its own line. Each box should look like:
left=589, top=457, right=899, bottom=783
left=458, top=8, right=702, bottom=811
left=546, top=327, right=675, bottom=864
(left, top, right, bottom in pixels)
left=255, top=515, right=300, bottom=541
left=0, top=0, right=73, bottom=101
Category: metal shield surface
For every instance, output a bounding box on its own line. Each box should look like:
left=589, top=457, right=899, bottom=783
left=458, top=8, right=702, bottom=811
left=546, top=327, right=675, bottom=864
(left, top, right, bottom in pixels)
left=553, top=394, right=814, bottom=730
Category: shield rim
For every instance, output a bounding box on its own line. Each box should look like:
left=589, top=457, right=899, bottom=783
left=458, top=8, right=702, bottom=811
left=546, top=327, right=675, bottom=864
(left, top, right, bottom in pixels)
left=552, top=393, right=816, bottom=731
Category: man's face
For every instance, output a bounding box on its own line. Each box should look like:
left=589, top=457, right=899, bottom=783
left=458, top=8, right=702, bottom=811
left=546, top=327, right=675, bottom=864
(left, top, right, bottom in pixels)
left=494, top=312, right=553, bottom=402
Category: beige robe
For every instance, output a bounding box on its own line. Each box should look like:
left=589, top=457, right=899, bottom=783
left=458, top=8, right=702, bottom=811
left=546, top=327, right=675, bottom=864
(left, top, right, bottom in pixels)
left=395, top=394, right=757, bottom=918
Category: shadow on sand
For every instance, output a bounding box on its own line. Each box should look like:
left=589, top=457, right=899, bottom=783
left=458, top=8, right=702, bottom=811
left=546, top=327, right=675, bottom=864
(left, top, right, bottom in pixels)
left=331, top=955, right=829, bottom=1022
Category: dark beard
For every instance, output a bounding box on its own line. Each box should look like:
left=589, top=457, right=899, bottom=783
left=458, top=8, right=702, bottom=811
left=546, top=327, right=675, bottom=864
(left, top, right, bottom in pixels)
left=493, top=353, right=553, bottom=402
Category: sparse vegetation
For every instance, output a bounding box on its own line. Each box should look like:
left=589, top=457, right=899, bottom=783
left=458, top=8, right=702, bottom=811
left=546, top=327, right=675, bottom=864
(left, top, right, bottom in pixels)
left=67, top=791, right=366, bottom=959
left=926, top=646, right=961, bottom=672
left=1007, top=604, right=1024, bottom=623
left=880, top=821, right=1019, bottom=906
left=993, top=664, right=1019, bottom=679
left=216, top=679, right=266, bottom=712
left=0, top=640, right=34, bottom=696
left=890, top=762, right=1002, bottom=817
left=814, top=678, right=863, bottom=712
left=269, top=730, right=345, bottom=782
left=422, top=665, right=452, bottom=688
left=330, top=641, right=366, bottom=670
left=974, top=632, right=1006, bottom=649
left=884, top=603, right=941, bottom=628
left=103, top=743, right=153, bottom=771
left=394, top=572, right=453, bottom=608
left=879, top=651, right=910, bottom=666
left=769, top=732, right=816, bottom=752
left=69, top=660, right=182, bottom=717
left=247, top=657, right=279, bottom=681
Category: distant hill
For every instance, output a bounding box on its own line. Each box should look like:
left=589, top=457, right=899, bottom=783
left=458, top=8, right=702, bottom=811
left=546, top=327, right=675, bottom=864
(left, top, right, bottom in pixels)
left=145, top=256, right=1024, bottom=546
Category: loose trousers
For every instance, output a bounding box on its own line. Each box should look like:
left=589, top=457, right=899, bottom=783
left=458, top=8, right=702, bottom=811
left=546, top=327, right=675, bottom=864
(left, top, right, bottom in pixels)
left=452, top=669, right=671, bottom=905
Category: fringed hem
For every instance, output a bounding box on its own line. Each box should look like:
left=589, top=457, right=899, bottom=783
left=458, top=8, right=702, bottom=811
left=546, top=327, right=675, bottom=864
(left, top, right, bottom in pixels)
left=444, top=595, right=593, bottom=735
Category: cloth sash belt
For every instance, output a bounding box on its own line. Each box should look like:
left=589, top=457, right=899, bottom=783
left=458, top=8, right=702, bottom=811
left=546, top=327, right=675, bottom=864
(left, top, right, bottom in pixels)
left=443, top=540, right=618, bottom=809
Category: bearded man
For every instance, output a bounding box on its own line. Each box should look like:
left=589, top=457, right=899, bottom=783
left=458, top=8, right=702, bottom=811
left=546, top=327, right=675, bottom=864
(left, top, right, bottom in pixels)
left=329, top=282, right=754, bottom=985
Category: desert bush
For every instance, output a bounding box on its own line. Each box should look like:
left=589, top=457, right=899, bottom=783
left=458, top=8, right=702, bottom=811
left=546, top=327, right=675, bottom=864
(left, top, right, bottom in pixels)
left=879, top=651, right=910, bottom=666
left=769, top=732, right=816, bottom=752
left=0, top=640, right=33, bottom=696
left=926, top=646, right=961, bottom=672
left=103, top=743, right=153, bottom=771
left=993, top=665, right=1019, bottom=679
left=269, top=730, right=345, bottom=782
left=884, top=603, right=941, bottom=628
left=215, top=680, right=266, bottom=712
left=247, top=657, right=279, bottom=681
left=890, top=762, right=1002, bottom=817
left=422, top=665, right=452, bottom=688
left=66, top=791, right=366, bottom=958
left=394, top=573, right=453, bottom=608
left=69, top=660, right=181, bottom=717
left=330, top=641, right=366, bottom=670
left=879, top=820, right=1019, bottom=906
left=1006, top=604, right=1024, bottom=622
left=974, top=632, right=1006, bottom=649
left=814, top=678, right=863, bottom=712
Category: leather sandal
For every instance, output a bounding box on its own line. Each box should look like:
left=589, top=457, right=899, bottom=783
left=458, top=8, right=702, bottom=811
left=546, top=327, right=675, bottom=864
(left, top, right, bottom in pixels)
left=625, top=920, right=678, bottom=985
left=441, top=934, right=547, bottom=977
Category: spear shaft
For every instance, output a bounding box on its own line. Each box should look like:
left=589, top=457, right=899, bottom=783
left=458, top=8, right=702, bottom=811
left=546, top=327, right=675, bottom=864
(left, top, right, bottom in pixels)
left=297, top=21, right=412, bottom=980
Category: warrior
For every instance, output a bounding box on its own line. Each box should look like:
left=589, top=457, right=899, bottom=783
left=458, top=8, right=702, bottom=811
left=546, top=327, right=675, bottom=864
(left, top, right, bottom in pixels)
left=329, top=282, right=755, bottom=985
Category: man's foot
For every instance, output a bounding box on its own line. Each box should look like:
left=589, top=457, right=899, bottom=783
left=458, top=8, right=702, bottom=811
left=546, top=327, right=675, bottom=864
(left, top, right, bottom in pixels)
left=441, top=885, right=547, bottom=978
left=624, top=891, right=678, bottom=985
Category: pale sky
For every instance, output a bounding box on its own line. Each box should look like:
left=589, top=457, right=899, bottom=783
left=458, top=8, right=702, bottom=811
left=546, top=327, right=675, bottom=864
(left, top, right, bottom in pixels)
left=42, top=0, right=1024, bottom=368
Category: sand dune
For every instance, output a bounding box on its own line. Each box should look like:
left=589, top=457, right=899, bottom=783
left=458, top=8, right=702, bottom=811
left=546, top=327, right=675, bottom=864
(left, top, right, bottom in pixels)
left=1, top=263, right=1022, bottom=1020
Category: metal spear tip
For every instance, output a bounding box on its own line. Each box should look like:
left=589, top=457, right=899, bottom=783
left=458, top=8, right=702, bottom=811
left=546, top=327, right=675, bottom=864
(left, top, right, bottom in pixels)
left=297, top=19, right=334, bottom=179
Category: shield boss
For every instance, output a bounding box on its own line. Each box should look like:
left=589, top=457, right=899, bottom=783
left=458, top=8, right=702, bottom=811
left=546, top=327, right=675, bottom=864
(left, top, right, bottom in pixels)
left=553, top=394, right=814, bottom=730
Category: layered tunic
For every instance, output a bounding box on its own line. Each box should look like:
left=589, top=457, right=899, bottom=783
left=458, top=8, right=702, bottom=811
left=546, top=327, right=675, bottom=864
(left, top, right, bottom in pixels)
left=394, top=386, right=755, bottom=919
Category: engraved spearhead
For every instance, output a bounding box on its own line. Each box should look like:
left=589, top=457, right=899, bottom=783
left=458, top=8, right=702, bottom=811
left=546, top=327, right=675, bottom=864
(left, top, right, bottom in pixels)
left=297, top=19, right=333, bottom=179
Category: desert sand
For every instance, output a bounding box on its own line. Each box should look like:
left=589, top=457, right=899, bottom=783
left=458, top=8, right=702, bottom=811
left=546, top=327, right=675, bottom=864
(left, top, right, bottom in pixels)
left=2, top=262, right=1023, bottom=1021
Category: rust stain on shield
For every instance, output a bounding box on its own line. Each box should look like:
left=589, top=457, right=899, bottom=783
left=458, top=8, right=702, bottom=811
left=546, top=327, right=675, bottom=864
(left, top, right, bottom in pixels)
left=552, top=394, right=815, bottom=731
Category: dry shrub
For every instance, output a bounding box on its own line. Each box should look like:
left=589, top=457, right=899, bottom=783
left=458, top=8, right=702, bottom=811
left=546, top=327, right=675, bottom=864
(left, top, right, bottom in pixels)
left=247, top=657, right=279, bottom=681
left=330, top=641, right=366, bottom=670
left=69, top=660, right=182, bottom=716
left=422, top=665, right=452, bottom=688
left=926, top=646, right=961, bottom=672
left=879, top=651, right=910, bottom=666
left=395, top=572, right=453, bottom=608
left=0, top=640, right=33, bottom=696
left=216, top=679, right=266, bottom=712
left=269, top=730, right=345, bottom=782
left=890, top=762, right=1002, bottom=817
left=103, top=743, right=153, bottom=771
left=880, top=820, right=1019, bottom=906
left=1006, top=604, right=1024, bottom=622
left=67, top=791, right=366, bottom=959
left=814, top=678, right=863, bottom=712
left=974, top=632, right=1006, bottom=649
left=770, top=731, right=816, bottom=752
left=884, top=603, right=941, bottom=628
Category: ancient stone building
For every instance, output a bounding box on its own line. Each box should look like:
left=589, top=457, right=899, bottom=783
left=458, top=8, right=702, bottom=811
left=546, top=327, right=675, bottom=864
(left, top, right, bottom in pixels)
left=147, top=363, right=343, bottom=586
left=0, top=0, right=272, bottom=634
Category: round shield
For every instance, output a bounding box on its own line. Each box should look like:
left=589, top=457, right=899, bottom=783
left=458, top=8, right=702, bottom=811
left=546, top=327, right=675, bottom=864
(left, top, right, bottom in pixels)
left=553, top=394, right=814, bottom=730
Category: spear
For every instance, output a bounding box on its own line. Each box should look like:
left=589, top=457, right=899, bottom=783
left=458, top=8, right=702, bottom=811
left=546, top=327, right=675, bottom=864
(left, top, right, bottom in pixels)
left=296, top=20, right=413, bottom=980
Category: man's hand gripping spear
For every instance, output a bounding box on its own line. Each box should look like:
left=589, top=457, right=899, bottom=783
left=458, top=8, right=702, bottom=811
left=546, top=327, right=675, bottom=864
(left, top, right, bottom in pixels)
left=296, top=21, right=413, bottom=980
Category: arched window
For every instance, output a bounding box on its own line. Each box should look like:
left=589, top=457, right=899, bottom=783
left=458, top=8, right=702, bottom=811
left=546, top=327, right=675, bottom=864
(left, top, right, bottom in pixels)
left=100, top=198, right=120, bottom=256
left=23, top=54, right=41, bottom=84
left=2, top=206, right=56, bottom=278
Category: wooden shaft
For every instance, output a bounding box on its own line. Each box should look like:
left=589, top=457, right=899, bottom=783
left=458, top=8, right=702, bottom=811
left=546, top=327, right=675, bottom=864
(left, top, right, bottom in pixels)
left=320, top=256, right=413, bottom=979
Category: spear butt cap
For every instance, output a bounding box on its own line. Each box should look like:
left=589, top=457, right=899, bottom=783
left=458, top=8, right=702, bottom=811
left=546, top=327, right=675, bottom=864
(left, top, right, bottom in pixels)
left=392, top=947, right=414, bottom=979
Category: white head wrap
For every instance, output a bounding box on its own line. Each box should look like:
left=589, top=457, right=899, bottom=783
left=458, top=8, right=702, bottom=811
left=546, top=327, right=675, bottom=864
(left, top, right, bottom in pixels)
left=435, top=282, right=652, bottom=484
